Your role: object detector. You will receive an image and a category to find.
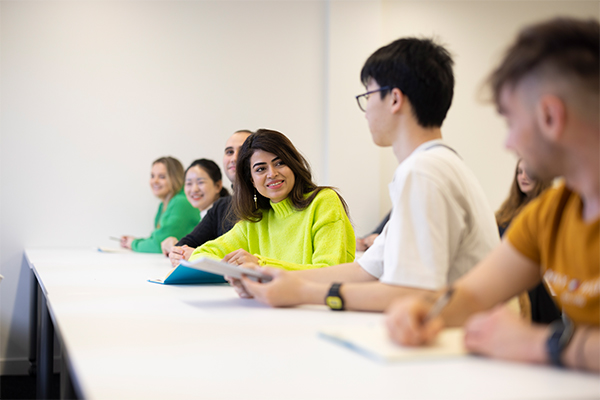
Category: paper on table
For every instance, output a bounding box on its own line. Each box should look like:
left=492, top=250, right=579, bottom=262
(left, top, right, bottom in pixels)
left=180, top=257, right=272, bottom=282
left=97, top=247, right=129, bottom=253
left=319, top=324, right=466, bottom=363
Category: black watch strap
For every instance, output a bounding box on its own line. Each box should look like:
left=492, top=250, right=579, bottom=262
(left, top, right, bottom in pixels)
left=325, top=283, right=344, bottom=311
left=546, top=318, right=574, bottom=367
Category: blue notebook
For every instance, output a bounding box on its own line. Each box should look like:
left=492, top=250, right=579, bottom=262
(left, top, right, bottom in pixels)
left=148, top=264, right=226, bottom=285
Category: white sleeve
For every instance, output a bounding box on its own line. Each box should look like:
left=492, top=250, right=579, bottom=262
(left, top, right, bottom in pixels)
left=356, top=222, right=388, bottom=279
left=377, top=170, right=463, bottom=290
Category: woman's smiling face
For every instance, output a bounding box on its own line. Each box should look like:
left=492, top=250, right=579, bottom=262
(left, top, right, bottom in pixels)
left=184, top=165, right=222, bottom=211
left=250, top=150, right=295, bottom=203
left=150, top=162, right=172, bottom=200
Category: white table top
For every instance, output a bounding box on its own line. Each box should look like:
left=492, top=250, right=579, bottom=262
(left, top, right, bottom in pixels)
left=26, top=248, right=600, bottom=400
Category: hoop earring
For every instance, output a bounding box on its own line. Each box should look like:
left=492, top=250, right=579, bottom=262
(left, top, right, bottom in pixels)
left=253, top=191, right=258, bottom=209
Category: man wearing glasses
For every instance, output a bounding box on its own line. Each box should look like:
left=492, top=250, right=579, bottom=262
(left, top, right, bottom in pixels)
left=232, top=37, right=498, bottom=312
left=387, top=18, right=599, bottom=372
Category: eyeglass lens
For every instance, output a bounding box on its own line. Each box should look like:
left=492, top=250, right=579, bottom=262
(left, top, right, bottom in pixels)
left=358, top=95, right=368, bottom=111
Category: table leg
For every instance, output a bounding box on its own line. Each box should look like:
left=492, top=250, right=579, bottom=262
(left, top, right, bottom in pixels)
left=60, top=354, right=77, bottom=400
left=37, top=294, right=54, bottom=399
left=29, top=270, right=39, bottom=376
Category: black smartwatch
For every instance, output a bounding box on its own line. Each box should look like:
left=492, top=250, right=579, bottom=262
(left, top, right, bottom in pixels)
left=325, top=283, right=344, bottom=311
left=546, top=318, right=574, bottom=367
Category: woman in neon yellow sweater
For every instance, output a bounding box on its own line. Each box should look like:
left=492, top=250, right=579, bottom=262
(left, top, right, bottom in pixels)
left=188, top=129, right=355, bottom=270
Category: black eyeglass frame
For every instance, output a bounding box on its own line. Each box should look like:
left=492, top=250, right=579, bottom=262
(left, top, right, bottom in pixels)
left=355, top=86, right=391, bottom=112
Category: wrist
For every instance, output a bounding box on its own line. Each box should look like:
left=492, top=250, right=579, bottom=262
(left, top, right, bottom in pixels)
left=300, top=281, right=329, bottom=306
left=529, top=325, right=551, bottom=364
left=546, top=318, right=575, bottom=367
left=571, top=327, right=591, bottom=370
left=324, top=282, right=345, bottom=311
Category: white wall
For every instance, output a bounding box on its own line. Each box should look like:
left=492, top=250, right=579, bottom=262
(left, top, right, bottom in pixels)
left=1, top=0, right=330, bottom=373
left=378, top=1, right=599, bottom=216
left=1, top=0, right=598, bottom=373
left=326, top=0, right=385, bottom=235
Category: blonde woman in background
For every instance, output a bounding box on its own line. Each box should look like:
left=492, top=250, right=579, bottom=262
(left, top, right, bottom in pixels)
left=496, top=159, right=558, bottom=323
left=121, top=156, right=200, bottom=253
left=496, top=159, right=552, bottom=236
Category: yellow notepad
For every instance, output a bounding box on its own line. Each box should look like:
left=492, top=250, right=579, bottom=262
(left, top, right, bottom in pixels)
left=319, top=324, right=466, bottom=362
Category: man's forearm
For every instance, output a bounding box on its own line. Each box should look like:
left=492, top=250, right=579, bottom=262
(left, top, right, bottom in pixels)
left=503, top=324, right=600, bottom=372
left=440, top=283, right=492, bottom=327
left=440, top=241, right=542, bottom=327
left=342, top=282, right=435, bottom=312
left=564, top=327, right=600, bottom=372
left=300, top=280, right=434, bottom=312
left=295, top=262, right=376, bottom=283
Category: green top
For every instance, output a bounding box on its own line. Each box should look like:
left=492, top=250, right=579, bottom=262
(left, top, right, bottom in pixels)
left=132, top=189, right=200, bottom=253
left=189, top=188, right=355, bottom=270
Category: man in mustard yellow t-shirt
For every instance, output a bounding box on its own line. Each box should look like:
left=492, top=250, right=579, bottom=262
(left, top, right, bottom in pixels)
left=385, top=17, right=599, bottom=372
left=508, top=184, right=599, bottom=327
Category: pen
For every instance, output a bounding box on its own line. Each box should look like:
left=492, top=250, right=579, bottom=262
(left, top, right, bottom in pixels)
left=424, top=286, right=455, bottom=322
left=109, top=236, right=121, bottom=241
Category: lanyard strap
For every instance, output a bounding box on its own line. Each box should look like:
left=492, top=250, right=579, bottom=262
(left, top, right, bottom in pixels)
left=425, top=143, right=461, bottom=159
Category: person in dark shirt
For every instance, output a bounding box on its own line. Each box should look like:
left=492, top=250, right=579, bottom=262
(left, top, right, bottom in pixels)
left=167, top=130, right=252, bottom=267
left=355, top=211, right=390, bottom=251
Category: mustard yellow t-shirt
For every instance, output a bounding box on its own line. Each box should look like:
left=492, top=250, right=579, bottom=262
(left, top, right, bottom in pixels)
left=507, top=183, right=599, bottom=326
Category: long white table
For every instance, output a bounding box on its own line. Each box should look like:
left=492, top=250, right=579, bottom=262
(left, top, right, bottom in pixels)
left=27, top=248, right=600, bottom=399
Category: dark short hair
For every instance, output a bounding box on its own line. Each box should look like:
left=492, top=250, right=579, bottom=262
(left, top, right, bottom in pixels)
left=233, top=129, right=348, bottom=222
left=186, top=159, right=229, bottom=198
left=489, top=17, right=599, bottom=108
left=360, top=37, right=454, bottom=128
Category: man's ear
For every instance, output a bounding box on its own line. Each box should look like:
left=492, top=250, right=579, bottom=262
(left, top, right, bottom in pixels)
left=390, top=88, right=405, bottom=114
left=535, top=94, right=566, bottom=142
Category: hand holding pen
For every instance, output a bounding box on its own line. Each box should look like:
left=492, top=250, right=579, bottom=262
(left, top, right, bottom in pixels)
left=385, top=286, right=455, bottom=346
left=111, top=235, right=134, bottom=249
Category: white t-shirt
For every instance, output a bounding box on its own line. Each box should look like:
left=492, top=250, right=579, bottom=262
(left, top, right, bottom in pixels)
left=358, top=140, right=499, bottom=290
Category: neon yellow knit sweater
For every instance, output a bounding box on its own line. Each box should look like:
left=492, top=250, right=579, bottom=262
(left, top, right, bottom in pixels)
left=188, top=188, right=355, bottom=270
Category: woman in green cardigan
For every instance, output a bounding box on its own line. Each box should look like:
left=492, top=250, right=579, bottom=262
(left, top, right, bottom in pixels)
left=188, top=129, right=355, bottom=270
left=120, top=156, right=200, bottom=253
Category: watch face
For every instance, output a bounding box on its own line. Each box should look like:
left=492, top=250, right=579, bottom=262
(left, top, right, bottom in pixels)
left=326, top=296, right=343, bottom=310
